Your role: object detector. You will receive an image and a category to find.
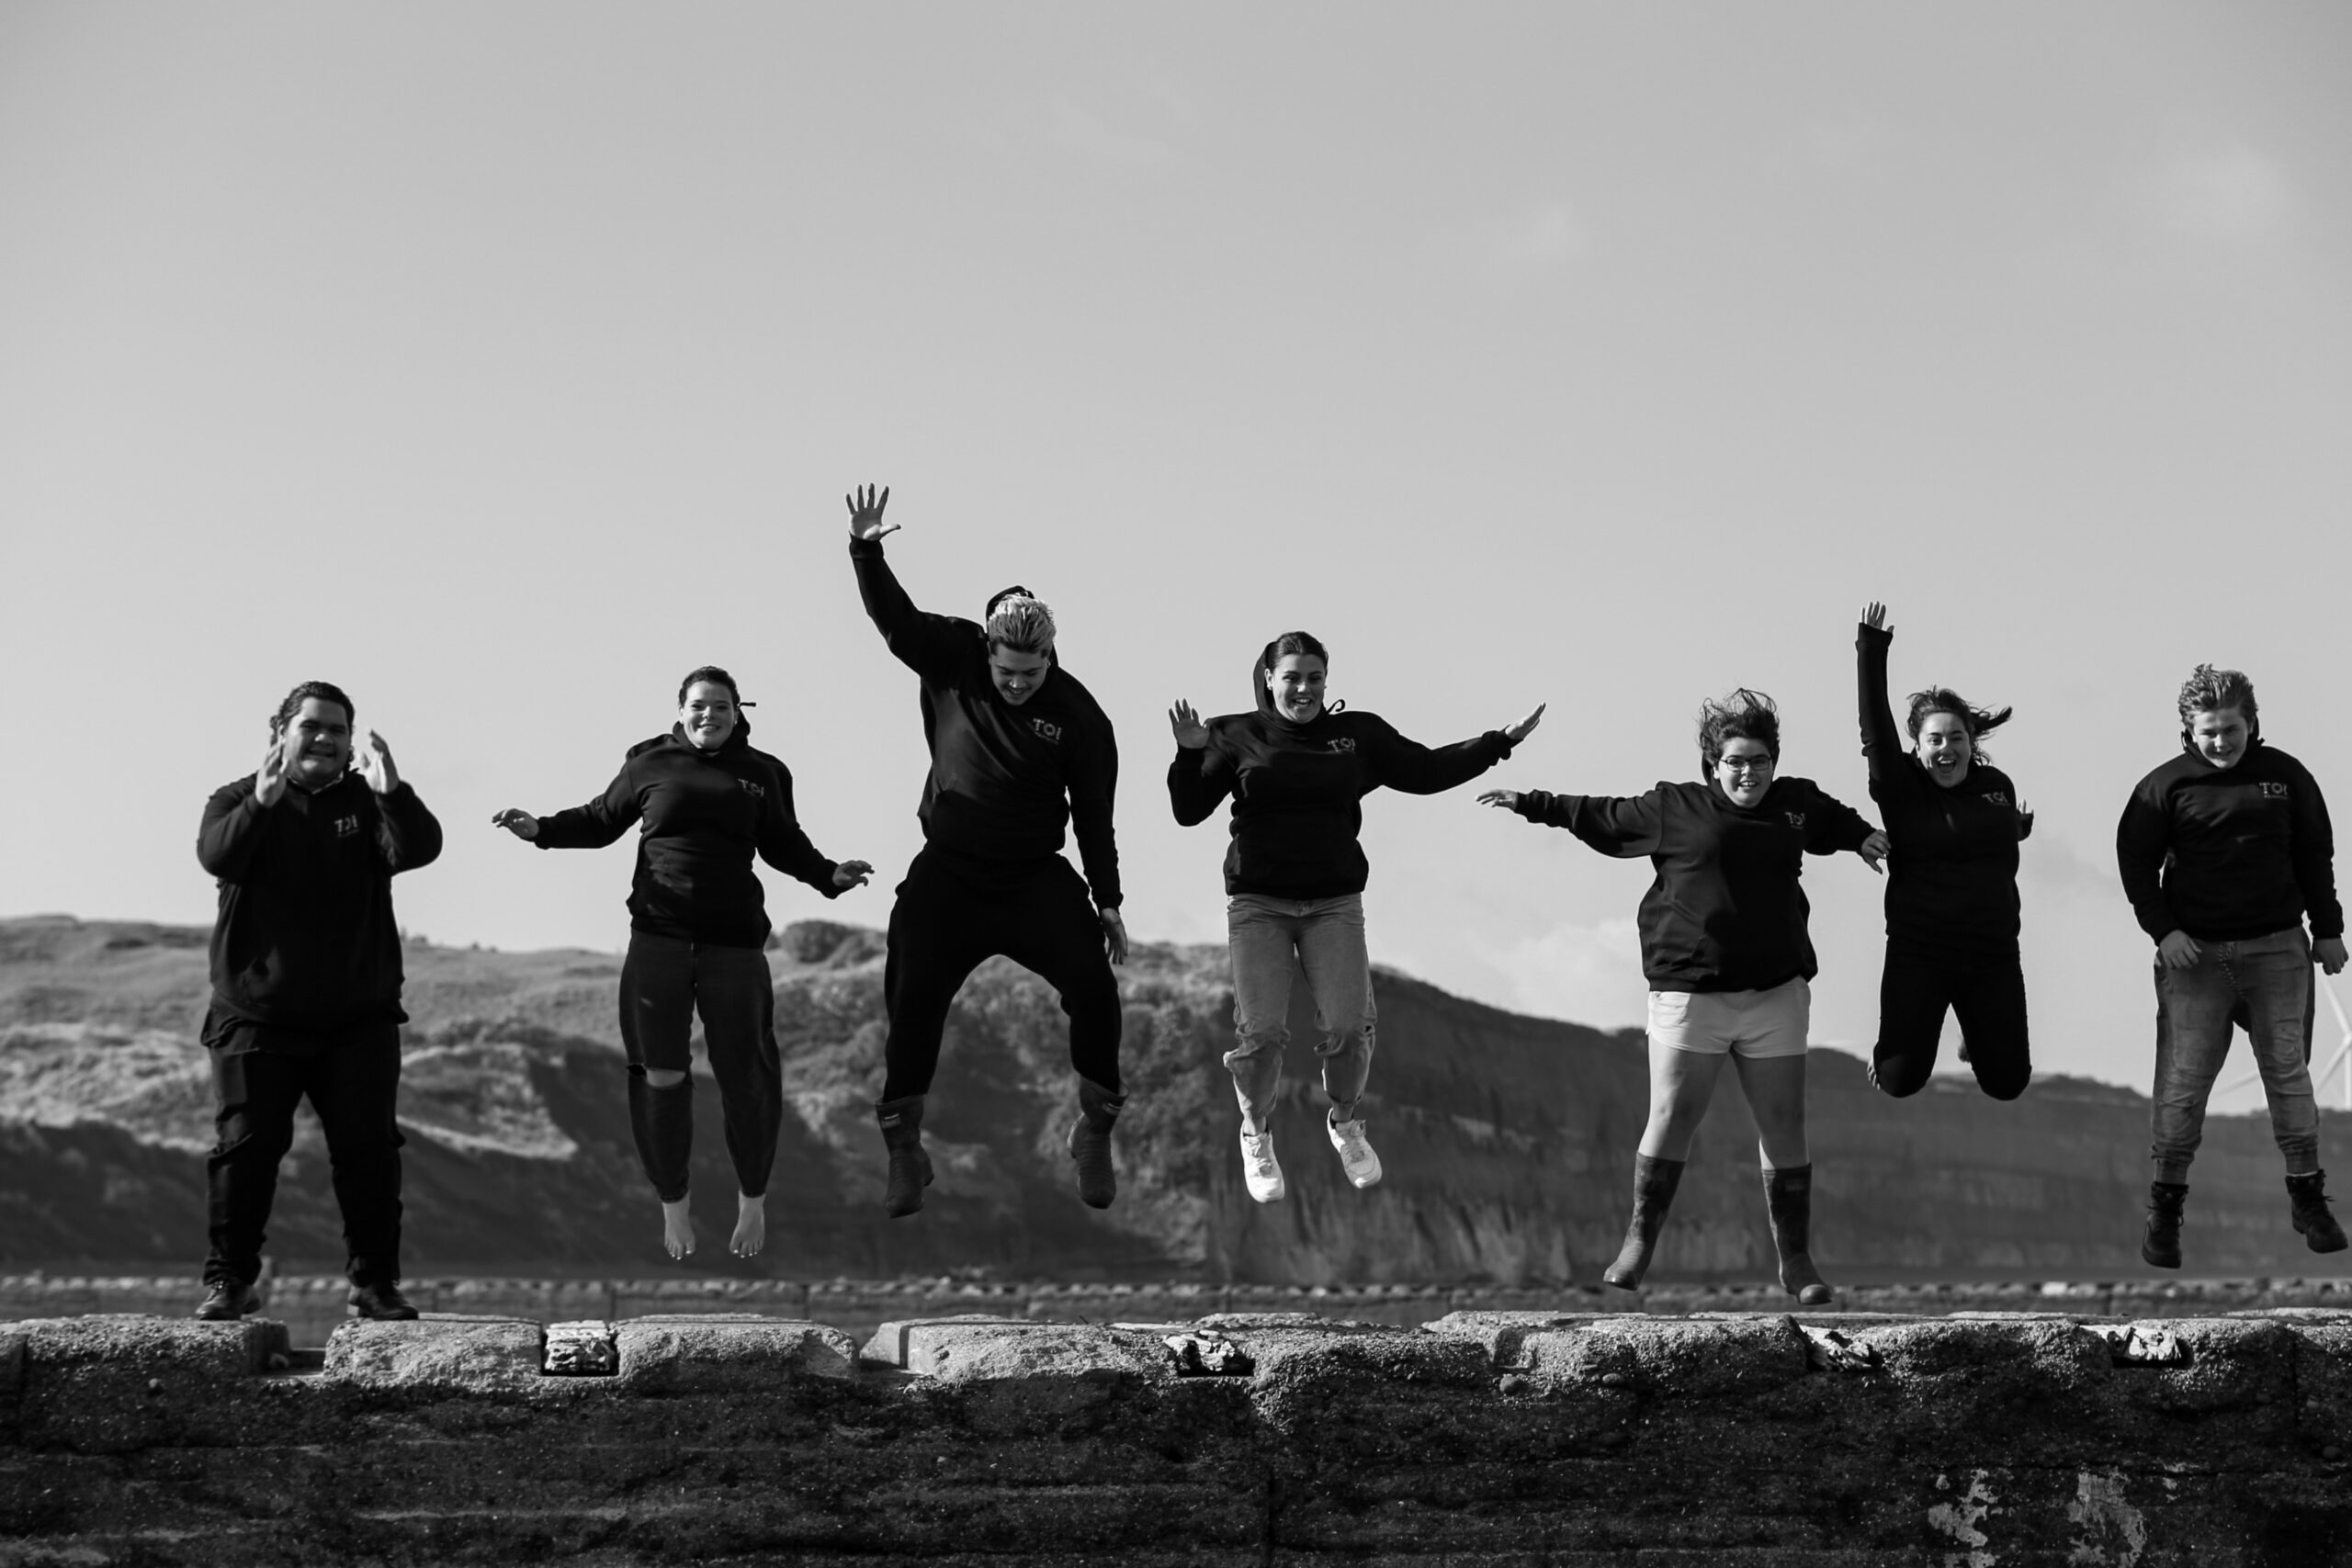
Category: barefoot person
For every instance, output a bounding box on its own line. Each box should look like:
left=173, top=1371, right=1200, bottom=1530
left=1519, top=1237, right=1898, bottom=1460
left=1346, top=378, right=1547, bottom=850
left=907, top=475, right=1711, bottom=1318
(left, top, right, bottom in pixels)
left=1168, top=633, right=1542, bottom=1201
left=1857, top=601, right=2035, bottom=1101
left=492, top=667, right=871, bottom=1260
left=843, top=484, right=1128, bottom=1217
left=2117, top=663, right=2347, bottom=1269
left=1481, top=690, right=1887, bottom=1305
left=195, top=682, right=443, bottom=1322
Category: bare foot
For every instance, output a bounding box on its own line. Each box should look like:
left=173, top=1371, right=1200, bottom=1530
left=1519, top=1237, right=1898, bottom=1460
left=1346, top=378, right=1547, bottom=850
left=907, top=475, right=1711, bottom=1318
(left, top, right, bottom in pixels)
left=661, top=1195, right=695, bottom=1259
left=730, top=1192, right=766, bottom=1257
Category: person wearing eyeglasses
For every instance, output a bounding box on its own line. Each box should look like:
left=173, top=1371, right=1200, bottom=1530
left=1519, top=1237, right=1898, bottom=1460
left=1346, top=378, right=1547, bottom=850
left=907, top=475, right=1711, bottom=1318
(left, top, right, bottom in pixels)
left=1481, top=689, right=1886, bottom=1305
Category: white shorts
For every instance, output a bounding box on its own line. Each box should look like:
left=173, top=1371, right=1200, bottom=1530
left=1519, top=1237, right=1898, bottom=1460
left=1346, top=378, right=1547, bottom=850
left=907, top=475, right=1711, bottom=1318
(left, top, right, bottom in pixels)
left=1646, top=978, right=1811, bottom=1059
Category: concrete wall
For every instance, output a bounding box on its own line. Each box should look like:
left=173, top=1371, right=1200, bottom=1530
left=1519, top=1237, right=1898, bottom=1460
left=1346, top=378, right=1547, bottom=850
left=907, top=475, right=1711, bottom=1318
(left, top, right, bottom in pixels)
left=1, top=1303, right=2349, bottom=1563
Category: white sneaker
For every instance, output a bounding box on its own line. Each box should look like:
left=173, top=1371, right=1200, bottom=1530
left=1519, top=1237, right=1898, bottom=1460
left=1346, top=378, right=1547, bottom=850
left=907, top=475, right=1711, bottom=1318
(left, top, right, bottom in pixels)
left=1239, top=1129, right=1287, bottom=1203
left=1327, top=1113, right=1383, bottom=1190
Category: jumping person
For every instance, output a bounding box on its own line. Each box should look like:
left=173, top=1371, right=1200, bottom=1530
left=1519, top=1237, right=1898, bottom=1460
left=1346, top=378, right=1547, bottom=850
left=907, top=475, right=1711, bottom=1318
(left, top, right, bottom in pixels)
left=1857, top=601, right=2034, bottom=1100
left=843, top=484, right=1128, bottom=1217
left=195, top=682, right=443, bottom=1322
left=492, top=667, right=871, bottom=1260
left=1168, top=633, right=1542, bottom=1201
left=1481, top=690, right=1887, bottom=1305
left=2117, top=663, right=2347, bottom=1268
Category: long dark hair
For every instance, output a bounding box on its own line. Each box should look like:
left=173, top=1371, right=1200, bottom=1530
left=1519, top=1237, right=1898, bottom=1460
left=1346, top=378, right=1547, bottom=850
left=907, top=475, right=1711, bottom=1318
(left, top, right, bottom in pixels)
left=1696, top=688, right=1778, bottom=773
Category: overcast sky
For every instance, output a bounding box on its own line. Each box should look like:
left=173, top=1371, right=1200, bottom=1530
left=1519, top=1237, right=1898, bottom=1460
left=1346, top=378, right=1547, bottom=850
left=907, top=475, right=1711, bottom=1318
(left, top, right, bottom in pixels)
left=5, top=2, right=2348, bottom=1106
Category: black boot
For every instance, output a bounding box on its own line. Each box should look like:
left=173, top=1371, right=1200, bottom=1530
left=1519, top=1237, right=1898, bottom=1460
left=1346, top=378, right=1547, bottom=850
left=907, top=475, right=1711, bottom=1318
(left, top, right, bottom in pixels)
left=1762, top=1165, right=1835, bottom=1307
left=2142, top=1181, right=2188, bottom=1269
left=1067, top=1078, right=1124, bottom=1210
left=1601, top=1155, right=1685, bottom=1290
left=2288, top=1171, right=2349, bottom=1254
left=876, top=1096, right=933, bottom=1219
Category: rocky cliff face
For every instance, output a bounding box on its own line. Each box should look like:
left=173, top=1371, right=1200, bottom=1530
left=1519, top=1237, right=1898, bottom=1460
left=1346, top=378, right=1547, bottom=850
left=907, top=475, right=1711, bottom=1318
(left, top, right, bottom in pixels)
left=0, top=914, right=2337, bottom=1284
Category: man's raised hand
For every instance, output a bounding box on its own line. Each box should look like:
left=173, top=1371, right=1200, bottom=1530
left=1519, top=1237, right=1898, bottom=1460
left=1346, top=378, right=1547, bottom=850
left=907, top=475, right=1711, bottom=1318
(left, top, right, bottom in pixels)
left=491, top=809, right=540, bottom=841
left=254, top=739, right=296, bottom=807
left=845, top=483, right=897, bottom=542
left=1862, top=601, right=1889, bottom=631
left=1502, top=704, right=1546, bottom=744
left=1169, top=699, right=1209, bottom=750
left=354, top=730, right=401, bottom=795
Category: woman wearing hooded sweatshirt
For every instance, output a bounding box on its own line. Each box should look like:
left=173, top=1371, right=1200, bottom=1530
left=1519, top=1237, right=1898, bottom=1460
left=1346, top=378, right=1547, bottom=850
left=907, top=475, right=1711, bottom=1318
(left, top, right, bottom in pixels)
left=1857, top=601, right=2035, bottom=1101
left=492, top=667, right=871, bottom=1261
left=1169, top=631, right=1544, bottom=1201
left=1481, top=689, right=1886, bottom=1305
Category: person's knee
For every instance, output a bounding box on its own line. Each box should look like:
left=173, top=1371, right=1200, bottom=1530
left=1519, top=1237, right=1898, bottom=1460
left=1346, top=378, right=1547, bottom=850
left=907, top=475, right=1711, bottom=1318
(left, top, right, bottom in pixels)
left=1227, top=1021, right=1288, bottom=1060
left=639, top=1067, right=688, bottom=1089
left=1979, top=1061, right=2030, bottom=1101
left=1873, top=1055, right=1931, bottom=1098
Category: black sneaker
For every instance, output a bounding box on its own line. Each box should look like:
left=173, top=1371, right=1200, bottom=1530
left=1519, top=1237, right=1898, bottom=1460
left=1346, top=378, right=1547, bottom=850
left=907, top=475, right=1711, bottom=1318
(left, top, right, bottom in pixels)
left=346, top=1281, right=420, bottom=1321
left=194, top=1280, right=260, bottom=1321
left=2289, top=1171, right=2350, bottom=1254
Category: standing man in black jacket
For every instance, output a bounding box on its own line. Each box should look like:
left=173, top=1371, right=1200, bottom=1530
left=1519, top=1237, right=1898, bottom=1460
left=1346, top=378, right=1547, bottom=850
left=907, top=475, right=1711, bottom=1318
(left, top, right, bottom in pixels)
left=843, top=484, right=1127, bottom=1218
left=2118, top=663, right=2347, bottom=1269
left=195, top=682, right=443, bottom=1321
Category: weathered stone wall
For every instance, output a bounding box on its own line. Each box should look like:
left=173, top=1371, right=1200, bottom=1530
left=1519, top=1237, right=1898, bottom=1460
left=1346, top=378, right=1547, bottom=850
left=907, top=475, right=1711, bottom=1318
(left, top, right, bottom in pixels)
left=2, top=1303, right=2350, bottom=1564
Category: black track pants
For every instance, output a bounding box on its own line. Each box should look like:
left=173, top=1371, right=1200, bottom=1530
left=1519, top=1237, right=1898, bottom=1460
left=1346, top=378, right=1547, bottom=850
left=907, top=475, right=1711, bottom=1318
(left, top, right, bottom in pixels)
left=205, top=1024, right=404, bottom=1289
left=618, top=931, right=782, bottom=1201
left=1871, top=942, right=2031, bottom=1100
left=880, top=848, right=1123, bottom=1102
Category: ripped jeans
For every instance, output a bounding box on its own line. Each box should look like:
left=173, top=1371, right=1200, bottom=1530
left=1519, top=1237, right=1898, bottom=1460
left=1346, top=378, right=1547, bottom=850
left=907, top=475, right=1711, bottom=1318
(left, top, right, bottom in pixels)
left=2148, top=926, right=2319, bottom=1182
left=1224, top=894, right=1376, bottom=1134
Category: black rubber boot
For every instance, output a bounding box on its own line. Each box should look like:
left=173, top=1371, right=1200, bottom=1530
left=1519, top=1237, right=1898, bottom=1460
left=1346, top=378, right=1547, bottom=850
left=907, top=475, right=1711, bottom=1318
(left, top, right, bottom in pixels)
left=876, top=1095, right=933, bottom=1219
left=1068, top=1078, right=1125, bottom=1210
left=2142, top=1181, right=2188, bottom=1269
left=1762, top=1165, right=1835, bottom=1307
left=2288, top=1171, right=2349, bottom=1254
left=1601, top=1155, right=1685, bottom=1290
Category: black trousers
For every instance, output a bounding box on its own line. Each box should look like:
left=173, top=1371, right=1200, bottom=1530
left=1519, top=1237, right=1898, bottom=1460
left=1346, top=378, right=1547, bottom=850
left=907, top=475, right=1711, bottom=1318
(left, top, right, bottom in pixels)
left=618, top=931, right=781, bottom=1202
left=1871, top=941, right=2032, bottom=1100
left=205, top=1023, right=404, bottom=1289
left=880, top=848, right=1123, bottom=1102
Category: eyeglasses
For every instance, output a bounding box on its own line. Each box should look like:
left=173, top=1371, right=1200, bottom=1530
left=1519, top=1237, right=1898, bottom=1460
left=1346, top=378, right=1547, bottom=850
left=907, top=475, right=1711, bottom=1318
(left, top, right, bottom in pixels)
left=1718, top=758, right=1775, bottom=776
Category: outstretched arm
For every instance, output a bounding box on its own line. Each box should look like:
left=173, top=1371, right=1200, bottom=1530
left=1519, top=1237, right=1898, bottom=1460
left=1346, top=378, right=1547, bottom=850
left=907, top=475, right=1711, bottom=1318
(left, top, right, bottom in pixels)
left=1369, top=705, right=1543, bottom=795
left=524, top=761, right=644, bottom=851
left=1857, top=603, right=1906, bottom=789
left=845, top=484, right=967, bottom=682
left=1479, top=786, right=1664, bottom=857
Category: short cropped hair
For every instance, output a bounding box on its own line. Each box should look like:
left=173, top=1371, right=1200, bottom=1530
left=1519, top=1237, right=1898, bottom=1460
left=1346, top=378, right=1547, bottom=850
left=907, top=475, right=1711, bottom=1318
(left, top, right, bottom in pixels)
left=1697, top=688, right=1780, bottom=773
left=271, top=681, right=355, bottom=738
left=2177, top=664, right=2257, bottom=731
left=984, top=587, right=1057, bottom=654
left=1905, top=687, right=2014, bottom=763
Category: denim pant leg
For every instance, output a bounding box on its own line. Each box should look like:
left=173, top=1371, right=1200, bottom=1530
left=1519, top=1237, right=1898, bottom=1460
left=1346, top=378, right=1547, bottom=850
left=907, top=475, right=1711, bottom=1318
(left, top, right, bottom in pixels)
left=2235, top=929, right=2321, bottom=1173
left=2150, top=947, right=2249, bottom=1183
left=1226, top=897, right=1300, bottom=1134
left=1295, top=895, right=1375, bottom=1121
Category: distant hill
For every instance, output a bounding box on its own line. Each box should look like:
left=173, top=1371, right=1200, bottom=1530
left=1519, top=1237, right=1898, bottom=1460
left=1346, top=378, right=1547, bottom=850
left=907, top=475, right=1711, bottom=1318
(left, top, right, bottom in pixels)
left=0, top=914, right=2340, bottom=1284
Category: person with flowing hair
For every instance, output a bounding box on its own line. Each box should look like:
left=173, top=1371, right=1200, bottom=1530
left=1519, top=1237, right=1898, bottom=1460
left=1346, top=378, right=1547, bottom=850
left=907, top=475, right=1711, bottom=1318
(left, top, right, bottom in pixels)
left=1856, top=601, right=2034, bottom=1101
left=1482, top=689, right=1886, bottom=1304
left=1168, top=631, right=1543, bottom=1201
left=493, top=666, right=871, bottom=1260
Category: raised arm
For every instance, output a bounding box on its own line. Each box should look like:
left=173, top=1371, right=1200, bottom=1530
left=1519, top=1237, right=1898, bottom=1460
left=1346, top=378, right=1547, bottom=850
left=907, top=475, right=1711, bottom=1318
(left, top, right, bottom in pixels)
left=354, top=731, right=441, bottom=874
left=1481, top=786, right=1665, bottom=858
left=1165, top=701, right=1238, bottom=825
left=845, top=485, right=967, bottom=682
left=1367, top=705, right=1543, bottom=795
left=1857, top=603, right=1906, bottom=788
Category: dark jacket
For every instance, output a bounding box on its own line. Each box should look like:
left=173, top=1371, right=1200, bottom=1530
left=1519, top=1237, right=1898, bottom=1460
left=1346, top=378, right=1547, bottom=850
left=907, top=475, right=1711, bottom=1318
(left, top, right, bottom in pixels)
left=851, top=536, right=1121, bottom=908
left=1168, top=652, right=1514, bottom=898
left=534, top=723, right=843, bottom=949
left=198, top=771, right=443, bottom=1042
left=2116, top=736, right=2341, bottom=943
left=1858, top=623, right=2032, bottom=953
left=1510, top=777, right=1874, bottom=993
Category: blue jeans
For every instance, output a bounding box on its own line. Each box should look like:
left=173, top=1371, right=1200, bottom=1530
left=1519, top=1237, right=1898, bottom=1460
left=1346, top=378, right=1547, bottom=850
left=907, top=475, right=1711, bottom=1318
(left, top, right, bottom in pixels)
left=2148, top=926, right=2319, bottom=1182
left=1225, top=894, right=1375, bottom=1134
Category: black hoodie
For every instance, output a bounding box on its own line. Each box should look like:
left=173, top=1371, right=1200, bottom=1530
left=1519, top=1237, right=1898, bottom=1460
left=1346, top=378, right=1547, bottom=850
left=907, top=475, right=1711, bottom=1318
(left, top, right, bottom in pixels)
left=534, top=720, right=843, bottom=949
left=198, top=770, right=443, bottom=1038
left=1509, top=777, right=1874, bottom=993
left=1167, top=650, right=1514, bottom=898
left=851, top=536, right=1121, bottom=908
left=2116, top=734, right=2341, bottom=943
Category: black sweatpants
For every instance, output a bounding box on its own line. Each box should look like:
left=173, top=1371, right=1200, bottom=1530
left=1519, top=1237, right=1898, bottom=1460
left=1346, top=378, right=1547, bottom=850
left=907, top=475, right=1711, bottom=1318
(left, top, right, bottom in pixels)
left=205, top=1022, right=404, bottom=1289
left=618, top=931, right=782, bottom=1202
left=1871, top=941, right=2032, bottom=1100
left=880, top=847, right=1123, bottom=1102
